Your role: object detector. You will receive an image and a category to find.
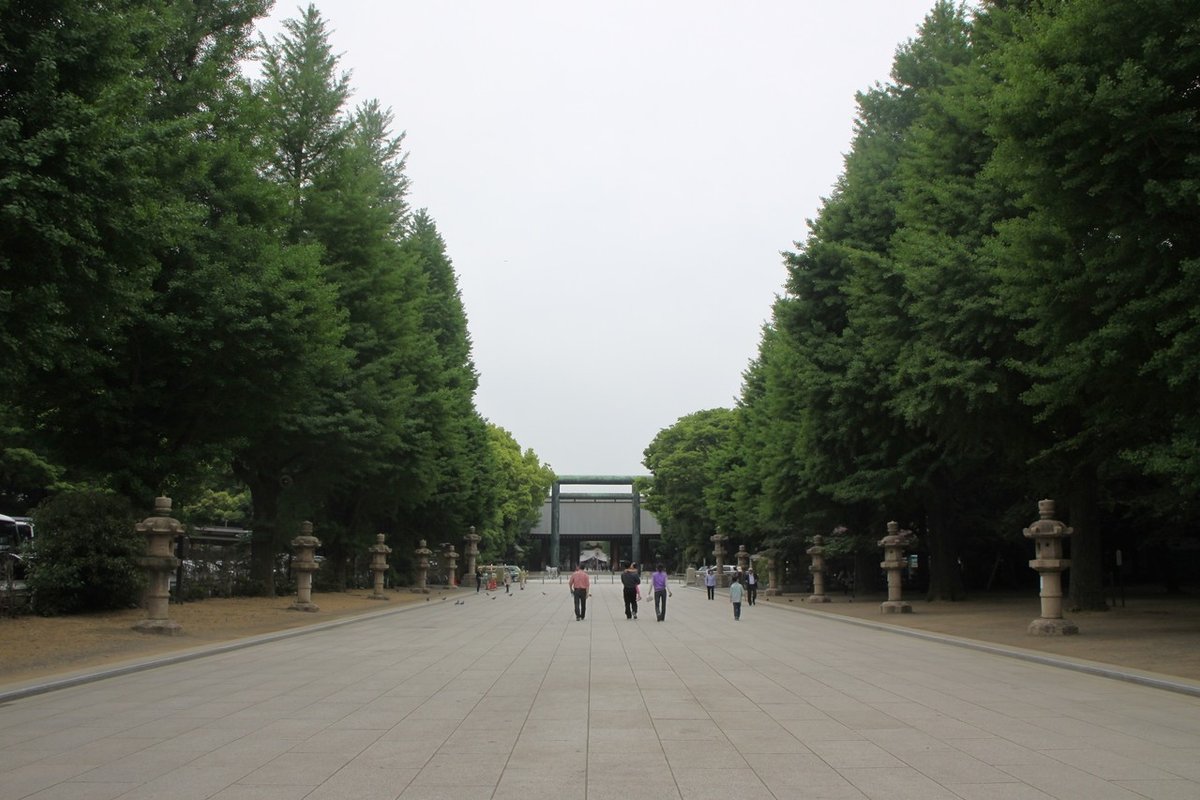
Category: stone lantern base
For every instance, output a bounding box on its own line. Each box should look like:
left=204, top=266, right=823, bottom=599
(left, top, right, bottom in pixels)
left=1028, top=617, right=1078, bottom=636
left=880, top=600, right=912, bottom=614
left=132, top=618, right=183, bottom=635
left=289, top=600, right=320, bottom=612
left=368, top=591, right=390, bottom=601
left=806, top=594, right=831, bottom=603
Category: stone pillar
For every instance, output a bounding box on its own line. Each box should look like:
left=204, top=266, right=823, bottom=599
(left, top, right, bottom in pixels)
left=1024, top=499, right=1079, bottom=635
left=736, top=544, right=749, bottom=573
left=368, top=533, right=392, bottom=600
left=711, top=530, right=728, bottom=587
left=464, top=526, right=480, bottom=586
left=290, top=522, right=321, bottom=612
left=443, top=543, right=459, bottom=587
left=807, top=535, right=831, bottom=603
left=761, top=549, right=782, bottom=596
left=413, top=539, right=432, bottom=593
left=133, top=496, right=183, bottom=635
left=879, top=521, right=914, bottom=614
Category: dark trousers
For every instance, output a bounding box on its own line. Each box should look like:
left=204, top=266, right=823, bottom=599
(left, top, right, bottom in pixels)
left=706, top=584, right=715, bottom=599
left=733, top=601, right=742, bottom=620
left=623, top=587, right=638, bottom=618
left=654, top=589, right=667, bottom=620
left=747, top=585, right=757, bottom=605
left=573, top=588, right=588, bottom=619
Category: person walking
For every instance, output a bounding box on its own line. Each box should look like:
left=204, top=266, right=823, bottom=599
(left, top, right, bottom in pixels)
left=621, top=561, right=641, bottom=619
left=475, top=567, right=482, bottom=593
left=651, top=563, right=672, bottom=621
left=503, top=568, right=511, bottom=594
left=746, top=568, right=758, bottom=606
left=704, top=567, right=716, bottom=600
left=729, top=576, right=745, bottom=620
left=568, top=563, right=591, bottom=621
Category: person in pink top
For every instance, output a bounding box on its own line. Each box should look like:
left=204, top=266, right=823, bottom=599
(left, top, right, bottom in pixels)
left=568, top=563, right=591, bottom=621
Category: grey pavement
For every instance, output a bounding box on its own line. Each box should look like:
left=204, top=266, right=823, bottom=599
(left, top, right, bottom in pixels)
left=2, top=579, right=1199, bottom=800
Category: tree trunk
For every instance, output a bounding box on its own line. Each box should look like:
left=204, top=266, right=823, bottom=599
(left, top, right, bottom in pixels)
left=234, top=464, right=280, bottom=597
left=853, top=549, right=878, bottom=595
left=925, top=497, right=966, bottom=601
left=1067, top=474, right=1108, bottom=611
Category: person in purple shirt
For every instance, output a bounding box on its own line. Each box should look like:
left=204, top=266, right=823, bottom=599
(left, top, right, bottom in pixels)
left=651, top=563, right=672, bottom=621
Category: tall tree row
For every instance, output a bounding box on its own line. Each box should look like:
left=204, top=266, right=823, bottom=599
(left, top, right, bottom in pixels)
left=643, top=0, right=1200, bottom=607
left=1, top=1, right=550, bottom=593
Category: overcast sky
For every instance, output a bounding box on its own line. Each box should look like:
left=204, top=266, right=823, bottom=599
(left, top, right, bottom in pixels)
left=252, top=1, right=937, bottom=478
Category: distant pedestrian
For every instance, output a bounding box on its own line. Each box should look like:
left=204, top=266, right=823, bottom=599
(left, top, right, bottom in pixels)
left=747, top=568, right=758, bottom=606
left=730, top=578, right=745, bottom=620
left=704, top=568, right=716, bottom=600
left=621, top=561, right=641, bottom=619
left=519, top=568, right=527, bottom=590
left=503, top=568, right=511, bottom=594
left=651, top=563, right=672, bottom=621
left=475, top=568, right=482, bottom=593
left=569, top=563, right=591, bottom=621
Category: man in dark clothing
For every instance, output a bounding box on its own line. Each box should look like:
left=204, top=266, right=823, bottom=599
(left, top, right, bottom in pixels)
left=621, top=562, right=641, bottom=619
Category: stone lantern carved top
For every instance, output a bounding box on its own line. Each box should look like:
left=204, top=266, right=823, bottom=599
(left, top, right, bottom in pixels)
left=369, top=533, right=391, bottom=554
left=291, top=520, right=321, bottom=549
left=415, top=539, right=432, bottom=556
left=136, top=496, right=185, bottom=535
left=1023, top=499, right=1072, bottom=540
left=879, top=520, right=915, bottom=548
left=806, top=534, right=825, bottom=555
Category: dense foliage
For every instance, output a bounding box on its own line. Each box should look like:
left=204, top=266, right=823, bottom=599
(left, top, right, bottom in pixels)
left=0, top=2, right=553, bottom=600
left=26, top=490, right=144, bottom=614
left=642, top=0, right=1200, bottom=606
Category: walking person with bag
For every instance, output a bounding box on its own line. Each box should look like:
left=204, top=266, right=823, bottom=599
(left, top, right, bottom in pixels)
left=651, top=563, right=672, bottom=621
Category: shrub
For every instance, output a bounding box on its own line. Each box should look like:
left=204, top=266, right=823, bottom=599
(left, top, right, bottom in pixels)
left=28, top=490, right=145, bottom=615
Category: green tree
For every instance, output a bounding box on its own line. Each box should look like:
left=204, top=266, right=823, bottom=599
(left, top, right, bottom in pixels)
left=987, top=0, right=1200, bottom=607
left=481, top=425, right=555, bottom=562
left=641, top=408, right=736, bottom=566
left=27, top=489, right=143, bottom=615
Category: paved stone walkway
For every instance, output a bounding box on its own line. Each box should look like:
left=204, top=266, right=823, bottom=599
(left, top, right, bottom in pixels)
left=2, top=580, right=1199, bottom=800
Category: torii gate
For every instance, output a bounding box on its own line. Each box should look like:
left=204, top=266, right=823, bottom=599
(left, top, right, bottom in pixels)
left=550, top=475, right=651, bottom=567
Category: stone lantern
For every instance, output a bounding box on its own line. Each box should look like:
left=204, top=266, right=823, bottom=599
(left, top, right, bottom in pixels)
left=133, top=496, right=184, bottom=635
left=710, top=530, right=728, bottom=587
left=807, top=535, right=831, bottom=603
left=443, top=543, right=459, bottom=587
left=761, top=549, right=781, bottom=596
left=289, top=521, right=321, bottom=612
left=413, top=539, right=432, bottom=593
left=879, top=521, right=915, bottom=614
left=736, top=544, right=750, bottom=573
left=1024, top=499, right=1078, bottom=635
left=464, top=526, right=481, bottom=587
left=367, top=533, right=391, bottom=600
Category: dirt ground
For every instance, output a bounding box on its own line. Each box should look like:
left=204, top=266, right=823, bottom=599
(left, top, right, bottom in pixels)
left=764, top=589, right=1200, bottom=683
left=2, top=585, right=1198, bottom=689
left=0, top=588, right=450, bottom=688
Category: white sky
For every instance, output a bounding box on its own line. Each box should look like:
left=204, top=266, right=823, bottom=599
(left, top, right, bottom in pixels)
left=252, top=1, right=936, bottom=477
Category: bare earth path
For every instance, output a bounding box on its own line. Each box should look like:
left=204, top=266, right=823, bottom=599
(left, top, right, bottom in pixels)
left=2, top=584, right=1198, bottom=690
